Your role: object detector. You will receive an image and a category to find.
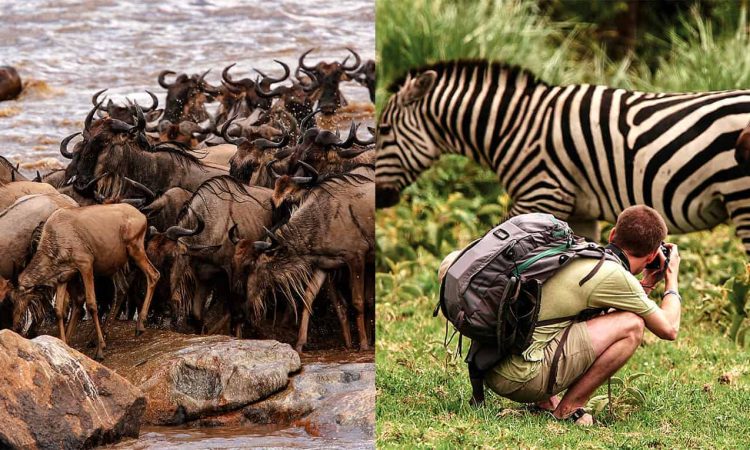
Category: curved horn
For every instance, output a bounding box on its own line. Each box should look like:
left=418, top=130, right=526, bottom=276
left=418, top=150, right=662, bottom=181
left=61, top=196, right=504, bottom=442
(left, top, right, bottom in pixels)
left=92, top=89, right=108, bottom=110
left=338, top=146, right=369, bottom=159
left=199, top=69, right=211, bottom=82
left=85, top=100, right=104, bottom=131
left=221, top=63, right=246, bottom=90
left=60, top=132, right=81, bottom=159
left=109, top=118, right=135, bottom=133
left=298, top=48, right=316, bottom=72
left=133, top=104, right=146, bottom=131
left=253, top=133, right=289, bottom=150
left=121, top=176, right=155, bottom=203
left=293, top=160, right=318, bottom=183
left=142, top=90, right=158, bottom=112
left=342, top=47, right=361, bottom=71
left=255, top=60, right=290, bottom=85
left=266, top=160, right=282, bottom=180
left=255, top=83, right=287, bottom=99
left=228, top=224, right=240, bottom=245
left=263, top=226, right=279, bottom=245
left=33, top=171, right=42, bottom=182
left=78, top=171, right=109, bottom=193
left=254, top=240, right=272, bottom=252
left=158, top=70, right=177, bottom=88
left=299, top=68, right=319, bottom=93
left=316, top=122, right=357, bottom=148
left=220, top=115, right=247, bottom=146
left=164, top=212, right=205, bottom=240
left=299, top=107, right=321, bottom=132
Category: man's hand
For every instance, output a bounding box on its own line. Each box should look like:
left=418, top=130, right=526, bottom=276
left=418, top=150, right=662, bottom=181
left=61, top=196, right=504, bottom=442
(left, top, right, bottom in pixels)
left=640, top=243, right=680, bottom=294
left=663, top=243, right=680, bottom=289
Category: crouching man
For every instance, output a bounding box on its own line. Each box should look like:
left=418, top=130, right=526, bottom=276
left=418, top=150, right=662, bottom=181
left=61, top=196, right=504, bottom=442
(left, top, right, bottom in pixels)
left=440, top=206, right=682, bottom=425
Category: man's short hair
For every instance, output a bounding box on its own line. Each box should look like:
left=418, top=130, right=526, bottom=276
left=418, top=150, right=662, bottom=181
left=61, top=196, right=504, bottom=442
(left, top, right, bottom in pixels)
left=612, top=205, right=668, bottom=257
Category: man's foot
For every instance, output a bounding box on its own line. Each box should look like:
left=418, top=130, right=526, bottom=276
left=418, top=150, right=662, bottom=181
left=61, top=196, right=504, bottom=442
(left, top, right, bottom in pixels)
left=534, top=395, right=560, bottom=411
left=552, top=407, right=594, bottom=426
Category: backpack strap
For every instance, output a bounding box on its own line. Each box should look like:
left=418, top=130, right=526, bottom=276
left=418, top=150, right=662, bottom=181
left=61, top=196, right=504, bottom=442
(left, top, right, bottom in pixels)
left=578, top=250, right=607, bottom=286
left=547, top=324, right=573, bottom=395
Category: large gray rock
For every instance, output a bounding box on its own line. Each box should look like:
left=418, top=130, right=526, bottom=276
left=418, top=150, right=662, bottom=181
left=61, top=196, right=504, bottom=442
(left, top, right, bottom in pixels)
left=0, top=330, right=146, bottom=449
left=98, top=324, right=301, bottom=425
left=241, top=362, right=375, bottom=439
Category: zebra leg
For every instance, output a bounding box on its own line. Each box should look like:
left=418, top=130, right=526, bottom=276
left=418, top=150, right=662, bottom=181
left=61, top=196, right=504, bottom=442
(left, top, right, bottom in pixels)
left=565, top=219, right=601, bottom=242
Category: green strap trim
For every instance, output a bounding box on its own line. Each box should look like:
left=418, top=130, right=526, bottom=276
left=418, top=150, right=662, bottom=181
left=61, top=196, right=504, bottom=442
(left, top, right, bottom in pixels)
left=513, top=243, right=570, bottom=276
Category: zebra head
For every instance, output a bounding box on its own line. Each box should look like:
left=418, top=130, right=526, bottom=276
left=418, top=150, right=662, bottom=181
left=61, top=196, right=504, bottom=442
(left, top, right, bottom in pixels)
left=376, top=70, right=438, bottom=208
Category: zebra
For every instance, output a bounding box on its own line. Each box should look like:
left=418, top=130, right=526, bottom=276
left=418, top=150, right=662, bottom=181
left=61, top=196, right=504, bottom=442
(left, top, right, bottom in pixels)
left=376, top=60, right=750, bottom=251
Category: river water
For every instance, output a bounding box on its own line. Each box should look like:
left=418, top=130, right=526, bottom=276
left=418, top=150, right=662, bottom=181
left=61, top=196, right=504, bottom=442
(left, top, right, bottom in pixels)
left=0, top=0, right=375, bottom=174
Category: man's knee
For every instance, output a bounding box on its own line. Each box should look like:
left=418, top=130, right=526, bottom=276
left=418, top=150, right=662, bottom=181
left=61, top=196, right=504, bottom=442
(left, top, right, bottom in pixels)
left=621, top=311, right=645, bottom=343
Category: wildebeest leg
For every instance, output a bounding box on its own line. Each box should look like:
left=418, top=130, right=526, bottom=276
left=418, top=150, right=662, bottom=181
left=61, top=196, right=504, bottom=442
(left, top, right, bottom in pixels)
left=349, top=257, right=369, bottom=351
left=128, top=238, right=160, bottom=336
left=295, top=269, right=327, bottom=353
left=55, top=283, right=69, bottom=344
left=65, top=299, right=83, bottom=343
left=208, top=313, right=231, bottom=335
left=326, top=274, right=352, bottom=349
left=81, top=266, right=106, bottom=361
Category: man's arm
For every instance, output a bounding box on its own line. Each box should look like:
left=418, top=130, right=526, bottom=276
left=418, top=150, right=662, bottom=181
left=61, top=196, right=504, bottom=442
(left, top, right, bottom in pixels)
left=642, top=244, right=681, bottom=340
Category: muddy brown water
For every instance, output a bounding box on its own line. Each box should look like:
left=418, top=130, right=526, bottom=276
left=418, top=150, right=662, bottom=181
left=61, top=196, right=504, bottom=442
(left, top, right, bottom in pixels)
left=2, top=0, right=375, bottom=447
left=0, top=0, right=375, bottom=175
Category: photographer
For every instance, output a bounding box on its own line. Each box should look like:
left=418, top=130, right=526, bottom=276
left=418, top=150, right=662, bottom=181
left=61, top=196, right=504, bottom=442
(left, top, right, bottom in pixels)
left=442, top=206, right=682, bottom=425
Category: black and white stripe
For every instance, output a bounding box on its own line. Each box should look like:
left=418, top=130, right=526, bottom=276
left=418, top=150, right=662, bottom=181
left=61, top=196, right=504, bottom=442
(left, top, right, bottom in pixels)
left=376, top=60, right=750, bottom=249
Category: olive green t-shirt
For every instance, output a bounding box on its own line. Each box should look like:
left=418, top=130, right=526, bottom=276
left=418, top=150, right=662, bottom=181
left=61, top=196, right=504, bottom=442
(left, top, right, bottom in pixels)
left=494, top=258, right=658, bottom=383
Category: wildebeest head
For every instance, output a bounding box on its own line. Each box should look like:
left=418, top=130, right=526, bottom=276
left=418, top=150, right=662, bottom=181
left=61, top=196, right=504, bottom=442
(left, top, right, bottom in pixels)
left=351, top=59, right=375, bottom=102
left=157, top=119, right=214, bottom=147
left=91, top=89, right=159, bottom=124
left=298, top=48, right=361, bottom=116
left=222, top=116, right=289, bottom=184
left=220, top=62, right=278, bottom=113
left=254, top=62, right=314, bottom=123
left=63, top=102, right=149, bottom=195
left=159, top=69, right=220, bottom=123
left=270, top=123, right=374, bottom=208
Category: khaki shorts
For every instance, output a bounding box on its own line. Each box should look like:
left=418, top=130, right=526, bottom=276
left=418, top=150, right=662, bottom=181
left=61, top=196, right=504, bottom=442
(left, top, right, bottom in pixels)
left=485, top=321, right=596, bottom=403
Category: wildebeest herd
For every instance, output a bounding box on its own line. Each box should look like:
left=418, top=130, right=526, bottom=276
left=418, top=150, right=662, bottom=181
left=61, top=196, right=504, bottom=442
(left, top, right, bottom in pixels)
left=0, top=48, right=375, bottom=360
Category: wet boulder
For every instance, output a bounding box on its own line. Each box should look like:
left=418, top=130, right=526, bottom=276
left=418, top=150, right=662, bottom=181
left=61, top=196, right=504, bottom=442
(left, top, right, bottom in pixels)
left=98, top=324, right=301, bottom=425
left=241, top=362, right=375, bottom=439
left=0, top=330, right=146, bottom=449
left=0, top=66, right=22, bottom=101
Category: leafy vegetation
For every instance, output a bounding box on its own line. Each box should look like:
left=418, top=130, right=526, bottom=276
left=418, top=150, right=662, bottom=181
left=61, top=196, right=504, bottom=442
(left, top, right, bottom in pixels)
left=376, top=0, right=750, bottom=447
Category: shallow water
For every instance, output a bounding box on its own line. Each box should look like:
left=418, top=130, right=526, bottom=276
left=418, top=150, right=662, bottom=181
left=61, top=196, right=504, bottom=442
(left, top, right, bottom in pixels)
left=0, top=0, right=375, bottom=174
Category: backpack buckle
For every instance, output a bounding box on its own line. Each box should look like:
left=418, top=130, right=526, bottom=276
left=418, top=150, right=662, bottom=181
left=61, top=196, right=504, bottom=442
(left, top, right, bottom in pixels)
left=493, top=228, right=510, bottom=240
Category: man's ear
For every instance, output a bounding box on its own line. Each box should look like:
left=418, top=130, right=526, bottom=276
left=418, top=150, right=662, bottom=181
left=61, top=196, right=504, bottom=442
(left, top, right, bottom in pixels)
left=608, top=227, right=616, bottom=243
left=400, top=70, right=437, bottom=105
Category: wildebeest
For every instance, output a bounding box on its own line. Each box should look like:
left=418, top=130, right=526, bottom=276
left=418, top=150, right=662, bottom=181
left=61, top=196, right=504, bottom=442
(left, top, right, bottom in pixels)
left=0, top=66, right=22, bottom=101
left=0, top=181, right=59, bottom=211
left=91, top=89, right=159, bottom=124
left=222, top=116, right=289, bottom=186
left=351, top=59, right=376, bottom=102
left=153, top=176, right=275, bottom=335
left=298, top=48, right=362, bottom=115
left=159, top=69, right=220, bottom=123
left=141, top=186, right=194, bottom=231
left=17, top=204, right=160, bottom=360
left=0, top=155, right=28, bottom=184
left=238, top=166, right=375, bottom=351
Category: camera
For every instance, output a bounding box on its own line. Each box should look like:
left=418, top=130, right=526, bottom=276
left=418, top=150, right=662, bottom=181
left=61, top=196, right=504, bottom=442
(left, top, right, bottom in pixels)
left=645, top=243, right=671, bottom=270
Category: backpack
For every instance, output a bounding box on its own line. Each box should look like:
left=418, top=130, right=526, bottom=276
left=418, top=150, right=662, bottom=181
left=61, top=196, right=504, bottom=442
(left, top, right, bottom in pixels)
left=435, top=213, right=621, bottom=365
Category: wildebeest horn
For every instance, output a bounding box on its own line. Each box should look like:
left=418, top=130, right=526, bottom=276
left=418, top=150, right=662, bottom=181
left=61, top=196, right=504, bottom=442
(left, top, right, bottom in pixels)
left=220, top=115, right=247, bottom=146
left=122, top=176, right=155, bottom=203
left=85, top=101, right=104, bottom=131
left=255, top=60, right=290, bottom=85
left=298, top=48, right=316, bottom=72
left=342, top=47, right=361, bottom=71
left=110, top=118, right=135, bottom=132
left=274, top=146, right=293, bottom=160
left=164, top=213, right=205, bottom=240
left=92, top=89, right=108, bottom=110
left=299, top=68, right=319, bottom=93
left=254, top=241, right=272, bottom=252
left=60, top=132, right=81, bottom=159
left=299, top=108, right=321, bottom=133
left=253, top=133, right=289, bottom=150
left=292, top=160, right=318, bottom=184
left=78, top=171, right=109, bottom=193
left=267, top=160, right=281, bottom=180
left=228, top=224, right=240, bottom=245
left=33, top=171, right=41, bottom=182
left=142, top=90, right=158, bottom=113
left=221, top=63, right=247, bottom=90
left=199, top=69, right=211, bottom=82
left=263, top=226, right=279, bottom=245
left=121, top=198, right=146, bottom=208
left=158, top=70, right=176, bottom=88
left=134, top=104, right=146, bottom=131
left=316, top=122, right=358, bottom=148
left=147, top=226, right=159, bottom=239
left=338, top=147, right=369, bottom=158
left=255, top=83, right=286, bottom=99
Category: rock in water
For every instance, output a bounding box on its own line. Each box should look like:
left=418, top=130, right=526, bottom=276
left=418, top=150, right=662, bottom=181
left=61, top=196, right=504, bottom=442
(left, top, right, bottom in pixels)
left=0, top=66, right=22, bottom=101
left=241, top=363, right=375, bottom=439
left=0, top=330, right=146, bottom=449
left=100, top=328, right=301, bottom=425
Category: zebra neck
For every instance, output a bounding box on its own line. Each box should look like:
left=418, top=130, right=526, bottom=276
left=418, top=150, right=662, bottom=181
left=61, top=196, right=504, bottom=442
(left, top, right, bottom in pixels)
left=422, top=67, right=551, bottom=174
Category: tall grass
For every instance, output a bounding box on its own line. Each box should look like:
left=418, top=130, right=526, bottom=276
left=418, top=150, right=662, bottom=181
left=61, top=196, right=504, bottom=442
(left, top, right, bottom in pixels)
left=376, top=1, right=750, bottom=447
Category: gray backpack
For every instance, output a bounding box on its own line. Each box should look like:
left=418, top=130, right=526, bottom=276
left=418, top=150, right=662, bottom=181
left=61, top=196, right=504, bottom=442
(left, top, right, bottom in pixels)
left=435, top=213, right=620, bottom=360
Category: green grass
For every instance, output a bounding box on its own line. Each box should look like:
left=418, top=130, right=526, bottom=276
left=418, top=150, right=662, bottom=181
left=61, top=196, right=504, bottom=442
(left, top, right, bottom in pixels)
left=376, top=1, right=750, bottom=447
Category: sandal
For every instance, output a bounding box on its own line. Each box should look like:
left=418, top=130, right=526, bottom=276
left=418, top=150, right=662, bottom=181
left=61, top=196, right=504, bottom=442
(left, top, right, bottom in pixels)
left=550, top=407, right=593, bottom=425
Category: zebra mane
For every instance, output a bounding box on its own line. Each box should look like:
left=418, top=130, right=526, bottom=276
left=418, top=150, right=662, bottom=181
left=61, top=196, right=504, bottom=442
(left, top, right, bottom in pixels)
left=387, top=59, right=548, bottom=93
